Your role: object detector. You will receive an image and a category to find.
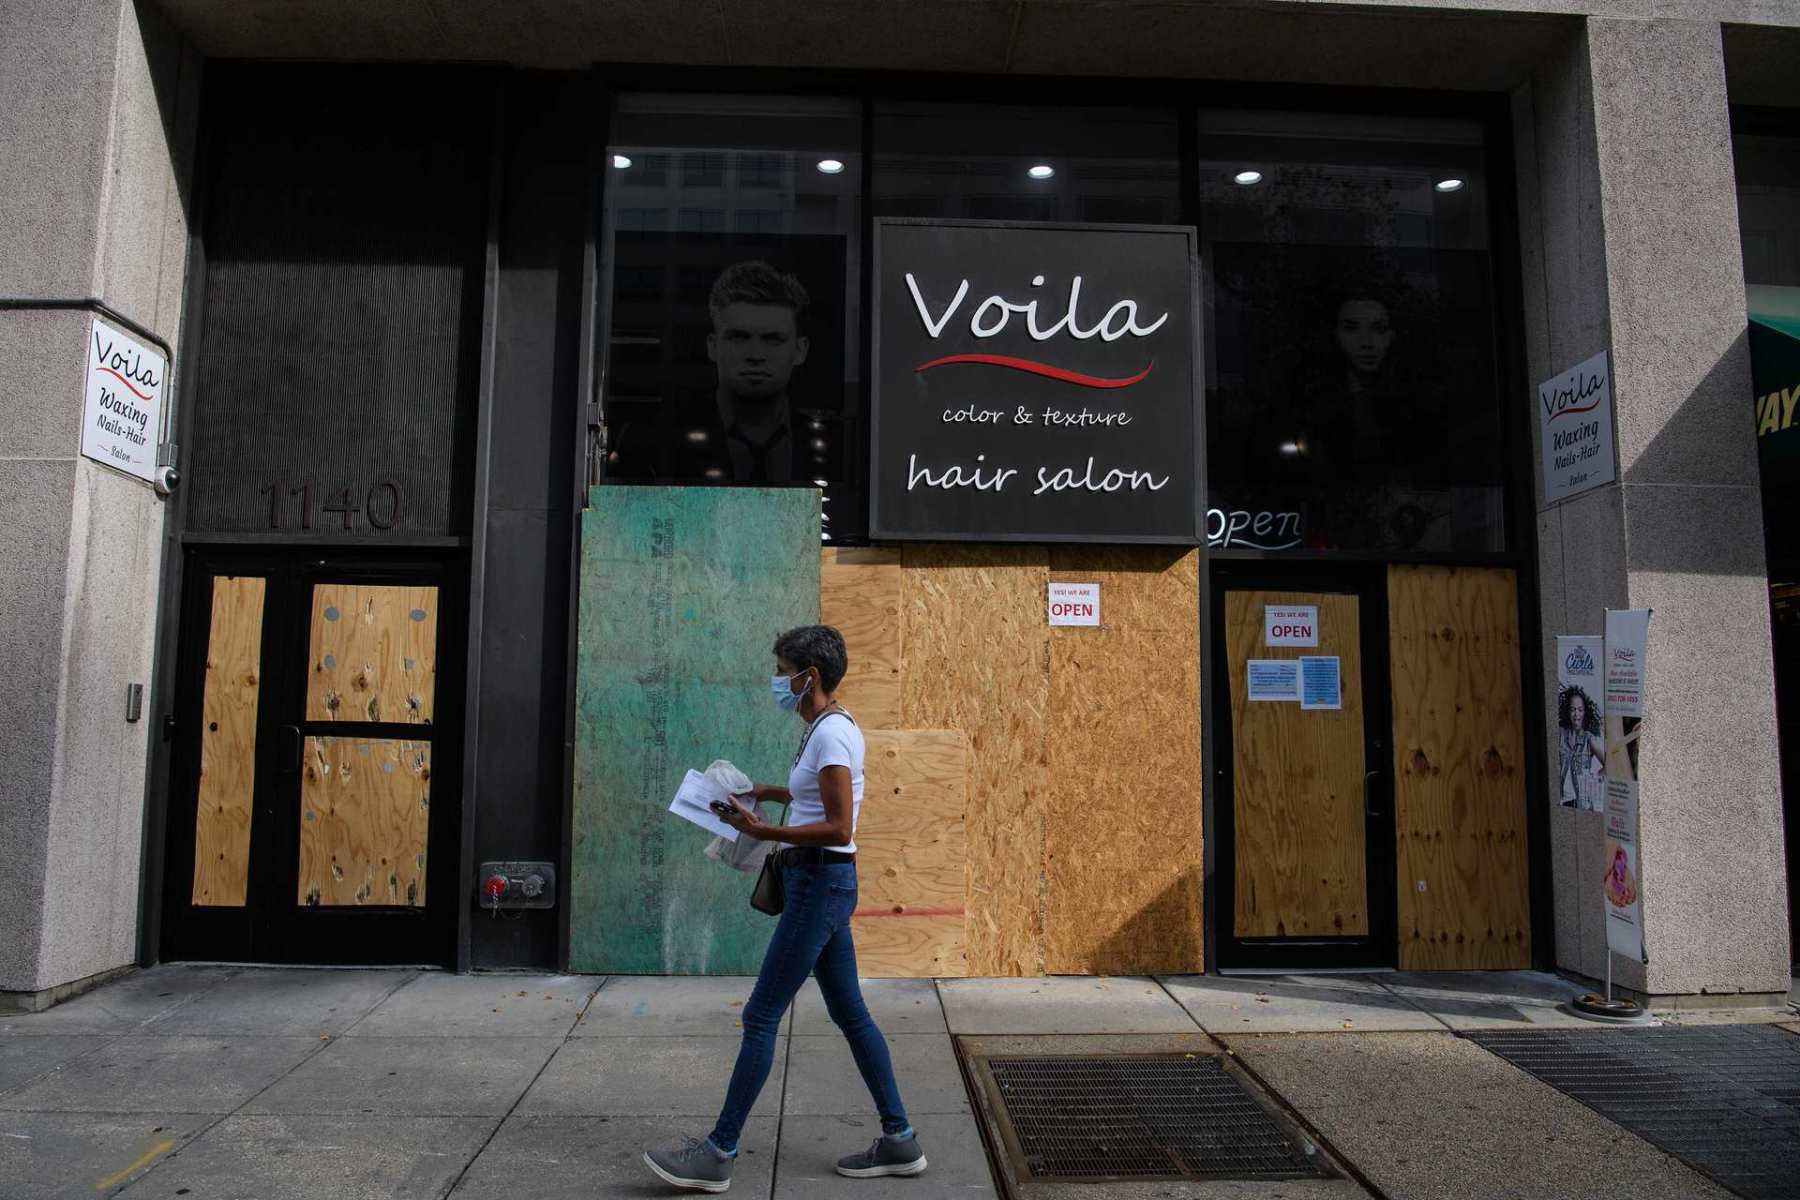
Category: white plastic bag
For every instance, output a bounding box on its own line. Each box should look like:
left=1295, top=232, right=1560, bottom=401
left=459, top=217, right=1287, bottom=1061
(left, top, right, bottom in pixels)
left=701, top=759, right=780, bottom=872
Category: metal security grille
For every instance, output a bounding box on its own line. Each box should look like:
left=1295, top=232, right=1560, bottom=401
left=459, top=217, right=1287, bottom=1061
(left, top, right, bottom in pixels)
left=1471, top=1026, right=1800, bottom=1200
left=982, top=1054, right=1326, bottom=1182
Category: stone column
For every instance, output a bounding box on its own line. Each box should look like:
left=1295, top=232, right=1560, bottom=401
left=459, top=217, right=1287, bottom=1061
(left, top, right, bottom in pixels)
left=0, top=0, right=196, bottom=1004
left=1517, top=17, right=1789, bottom=1000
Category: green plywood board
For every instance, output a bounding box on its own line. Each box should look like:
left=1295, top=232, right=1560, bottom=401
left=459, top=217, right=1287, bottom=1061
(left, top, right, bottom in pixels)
left=569, top=486, right=821, bottom=974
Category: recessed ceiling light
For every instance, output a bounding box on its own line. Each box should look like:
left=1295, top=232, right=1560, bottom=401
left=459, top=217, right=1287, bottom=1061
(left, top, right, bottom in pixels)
left=1277, top=440, right=1301, bottom=456
left=813, top=478, right=830, bottom=487
left=1233, top=170, right=1264, bottom=186
left=611, top=154, right=632, bottom=170
left=817, top=158, right=845, bottom=175
left=1435, top=177, right=1465, bottom=193
left=1027, top=164, right=1055, bottom=180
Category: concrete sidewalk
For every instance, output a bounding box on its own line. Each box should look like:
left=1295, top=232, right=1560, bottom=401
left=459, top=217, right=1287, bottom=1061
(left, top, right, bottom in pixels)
left=0, top=966, right=1786, bottom=1199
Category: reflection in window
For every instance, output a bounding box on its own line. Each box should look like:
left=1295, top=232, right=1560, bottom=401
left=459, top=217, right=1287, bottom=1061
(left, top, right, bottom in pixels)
left=599, top=94, right=863, bottom=540
left=1199, top=110, right=1506, bottom=553
left=873, top=103, right=1180, bottom=226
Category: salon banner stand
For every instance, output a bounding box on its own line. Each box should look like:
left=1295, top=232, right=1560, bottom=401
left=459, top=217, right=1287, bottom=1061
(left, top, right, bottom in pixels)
left=1570, top=948, right=1651, bottom=1023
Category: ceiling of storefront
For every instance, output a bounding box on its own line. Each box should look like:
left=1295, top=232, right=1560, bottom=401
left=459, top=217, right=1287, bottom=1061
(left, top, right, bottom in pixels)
left=146, top=0, right=1586, bottom=90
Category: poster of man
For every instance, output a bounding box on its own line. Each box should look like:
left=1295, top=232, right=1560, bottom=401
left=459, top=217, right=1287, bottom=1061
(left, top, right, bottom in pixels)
left=601, top=233, right=848, bottom=494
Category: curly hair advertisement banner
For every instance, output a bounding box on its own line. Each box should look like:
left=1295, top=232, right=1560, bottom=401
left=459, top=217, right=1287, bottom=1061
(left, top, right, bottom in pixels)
left=1602, top=608, right=1652, bottom=964
left=1555, top=635, right=1605, bottom=811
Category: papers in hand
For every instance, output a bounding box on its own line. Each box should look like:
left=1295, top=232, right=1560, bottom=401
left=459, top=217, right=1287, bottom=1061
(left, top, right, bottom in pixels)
left=669, top=769, right=741, bottom=842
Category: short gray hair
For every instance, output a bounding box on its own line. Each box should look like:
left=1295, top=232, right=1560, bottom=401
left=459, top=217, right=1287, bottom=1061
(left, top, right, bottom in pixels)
left=773, top=625, right=848, bottom=691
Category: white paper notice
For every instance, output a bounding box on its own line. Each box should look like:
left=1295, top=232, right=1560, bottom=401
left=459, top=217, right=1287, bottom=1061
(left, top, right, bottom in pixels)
left=1264, top=605, right=1319, bottom=647
left=1048, top=582, right=1100, bottom=627
left=1246, top=659, right=1300, bottom=701
left=669, top=769, right=740, bottom=842
left=1299, top=656, right=1342, bottom=710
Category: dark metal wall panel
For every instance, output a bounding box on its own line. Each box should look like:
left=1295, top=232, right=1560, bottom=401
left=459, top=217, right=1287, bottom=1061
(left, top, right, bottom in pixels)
left=183, top=66, right=491, bottom=539
left=469, top=73, right=589, bottom=968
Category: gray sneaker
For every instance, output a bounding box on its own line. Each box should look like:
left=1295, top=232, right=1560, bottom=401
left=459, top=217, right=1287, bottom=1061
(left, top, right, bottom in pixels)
left=836, top=1133, right=928, bottom=1178
left=643, top=1135, right=735, bottom=1193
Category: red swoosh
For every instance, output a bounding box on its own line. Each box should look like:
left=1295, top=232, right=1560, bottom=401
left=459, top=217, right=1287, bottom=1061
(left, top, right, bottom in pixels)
left=99, top=367, right=156, bottom=402
left=916, top=354, right=1153, bottom=389
left=1547, top=398, right=1602, bottom=422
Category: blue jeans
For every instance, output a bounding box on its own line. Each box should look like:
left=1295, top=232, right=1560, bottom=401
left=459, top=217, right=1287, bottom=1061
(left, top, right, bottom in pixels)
left=709, top=861, right=910, bottom=1152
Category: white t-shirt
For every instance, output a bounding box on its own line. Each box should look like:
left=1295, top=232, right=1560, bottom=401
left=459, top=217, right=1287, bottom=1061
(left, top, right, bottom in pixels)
left=784, top=711, right=864, bottom=853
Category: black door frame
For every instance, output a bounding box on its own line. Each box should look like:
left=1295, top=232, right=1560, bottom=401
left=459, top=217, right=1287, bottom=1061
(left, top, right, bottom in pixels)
left=1208, top=559, right=1398, bottom=971
left=160, top=547, right=466, bottom=966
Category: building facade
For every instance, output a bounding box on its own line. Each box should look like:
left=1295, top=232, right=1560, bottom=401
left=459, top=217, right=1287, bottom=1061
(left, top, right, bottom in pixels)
left=3, top=0, right=1797, bottom=1007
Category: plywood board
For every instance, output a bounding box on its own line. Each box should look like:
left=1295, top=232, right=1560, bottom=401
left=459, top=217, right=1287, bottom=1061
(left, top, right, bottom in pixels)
left=297, top=737, right=430, bottom=907
left=852, top=729, right=969, bottom=977
left=306, top=584, right=438, bottom=724
left=191, top=575, right=266, bottom=907
left=570, top=486, right=821, bottom=974
left=1388, top=565, right=1531, bottom=970
left=1225, top=590, right=1369, bottom=938
left=1044, top=547, right=1203, bottom=975
left=900, top=544, right=1050, bottom=977
left=821, top=547, right=903, bottom=728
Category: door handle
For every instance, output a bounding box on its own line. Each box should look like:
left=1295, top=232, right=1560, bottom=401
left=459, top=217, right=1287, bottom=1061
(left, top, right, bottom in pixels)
left=1363, top=770, right=1383, bottom=819
left=280, top=725, right=303, bottom=774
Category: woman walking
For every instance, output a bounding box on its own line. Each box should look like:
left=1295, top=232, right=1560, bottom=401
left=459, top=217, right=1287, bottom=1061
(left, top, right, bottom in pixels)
left=644, top=624, right=925, bottom=1193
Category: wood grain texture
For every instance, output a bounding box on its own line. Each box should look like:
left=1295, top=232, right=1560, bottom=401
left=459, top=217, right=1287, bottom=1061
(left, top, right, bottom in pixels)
left=191, top=575, right=266, bottom=907
left=1388, top=565, right=1531, bottom=970
left=306, top=584, right=438, bottom=724
left=853, top=729, right=969, bottom=977
left=821, top=547, right=903, bottom=728
left=570, top=486, right=820, bottom=974
left=900, top=544, right=1050, bottom=977
left=1043, top=547, right=1203, bottom=975
left=297, top=737, right=430, bottom=907
left=1225, top=590, right=1369, bottom=938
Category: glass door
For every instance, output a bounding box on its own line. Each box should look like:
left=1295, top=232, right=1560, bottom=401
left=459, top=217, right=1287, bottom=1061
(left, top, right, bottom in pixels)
left=163, top=552, right=461, bottom=966
left=1212, top=564, right=1395, bottom=969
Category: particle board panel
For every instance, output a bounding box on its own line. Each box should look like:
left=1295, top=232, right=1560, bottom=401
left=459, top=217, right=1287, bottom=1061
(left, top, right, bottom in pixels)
left=1388, top=565, right=1531, bottom=970
left=306, top=583, right=438, bottom=724
left=191, top=575, right=266, bottom=907
left=1042, top=545, right=1203, bottom=975
left=570, top=486, right=820, bottom=974
left=900, top=543, right=1050, bottom=977
left=821, top=547, right=903, bottom=728
left=297, top=737, right=430, bottom=907
left=1044, top=544, right=1200, bottom=632
left=1225, top=590, right=1369, bottom=939
left=853, top=728, right=970, bottom=977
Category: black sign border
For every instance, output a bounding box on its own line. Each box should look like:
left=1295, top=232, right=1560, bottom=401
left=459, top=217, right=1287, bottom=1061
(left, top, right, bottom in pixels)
left=869, top=217, right=1205, bottom=545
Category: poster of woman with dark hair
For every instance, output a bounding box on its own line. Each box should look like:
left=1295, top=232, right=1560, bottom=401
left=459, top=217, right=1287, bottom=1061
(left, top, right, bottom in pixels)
left=1206, top=242, right=1506, bottom=554
left=1558, top=685, right=1606, bottom=811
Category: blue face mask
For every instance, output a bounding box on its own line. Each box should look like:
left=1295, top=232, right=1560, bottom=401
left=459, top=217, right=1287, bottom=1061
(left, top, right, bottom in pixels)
left=771, top=670, right=811, bottom=713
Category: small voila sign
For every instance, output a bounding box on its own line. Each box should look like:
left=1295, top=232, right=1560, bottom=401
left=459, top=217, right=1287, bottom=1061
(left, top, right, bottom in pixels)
left=1538, top=349, right=1615, bottom=504
left=871, top=218, right=1200, bottom=543
left=81, top=316, right=166, bottom=485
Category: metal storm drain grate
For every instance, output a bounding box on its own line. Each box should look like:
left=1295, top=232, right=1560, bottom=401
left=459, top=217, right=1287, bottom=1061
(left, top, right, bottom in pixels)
left=1471, top=1025, right=1800, bottom=1200
left=978, top=1054, right=1327, bottom=1182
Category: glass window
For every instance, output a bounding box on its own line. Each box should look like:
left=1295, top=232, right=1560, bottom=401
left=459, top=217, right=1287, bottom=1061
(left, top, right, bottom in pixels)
left=873, top=102, right=1181, bottom=226
left=598, top=94, right=864, bottom=539
left=1734, top=123, right=1800, bottom=579
left=1199, top=110, right=1506, bottom=553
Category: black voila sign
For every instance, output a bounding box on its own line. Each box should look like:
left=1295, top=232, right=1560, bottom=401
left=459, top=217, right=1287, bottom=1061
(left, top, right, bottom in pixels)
left=870, top=219, right=1201, bottom=543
